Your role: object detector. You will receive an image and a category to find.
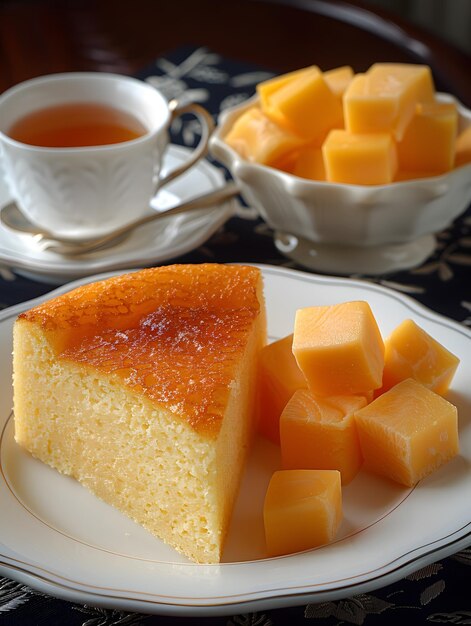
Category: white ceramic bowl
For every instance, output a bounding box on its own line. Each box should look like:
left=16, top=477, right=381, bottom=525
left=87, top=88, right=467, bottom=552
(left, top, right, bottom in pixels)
left=210, top=94, right=471, bottom=275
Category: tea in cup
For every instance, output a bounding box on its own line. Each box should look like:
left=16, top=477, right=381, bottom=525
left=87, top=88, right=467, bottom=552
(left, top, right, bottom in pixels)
left=0, top=72, right=214, bottom=240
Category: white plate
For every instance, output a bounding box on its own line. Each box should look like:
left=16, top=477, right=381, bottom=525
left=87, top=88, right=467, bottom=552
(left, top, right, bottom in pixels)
left=0, top=265, right=470, bottom=616
left=0, top=145, right=235, bottom=284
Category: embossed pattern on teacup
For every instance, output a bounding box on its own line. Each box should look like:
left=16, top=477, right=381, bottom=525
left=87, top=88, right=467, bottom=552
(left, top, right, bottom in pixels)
left=2, top=143, right=158, bottom=237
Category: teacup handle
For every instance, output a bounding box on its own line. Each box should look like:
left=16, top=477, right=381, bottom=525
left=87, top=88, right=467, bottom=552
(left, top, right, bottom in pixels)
left=156, top=98, right=215, bottom=191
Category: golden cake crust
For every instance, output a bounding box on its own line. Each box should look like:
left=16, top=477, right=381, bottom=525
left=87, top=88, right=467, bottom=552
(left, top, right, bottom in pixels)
left=18, top=264, right=262, bottom=438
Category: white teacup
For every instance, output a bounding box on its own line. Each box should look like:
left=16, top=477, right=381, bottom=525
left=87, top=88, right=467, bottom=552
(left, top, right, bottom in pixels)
left=0, top=72, right=215, bottom=240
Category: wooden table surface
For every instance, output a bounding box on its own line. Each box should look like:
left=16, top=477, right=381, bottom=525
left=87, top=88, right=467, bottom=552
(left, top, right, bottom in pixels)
left=1, top=0, right=470, bottom=106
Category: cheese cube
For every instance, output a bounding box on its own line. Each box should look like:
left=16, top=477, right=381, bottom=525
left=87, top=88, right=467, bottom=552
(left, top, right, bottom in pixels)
left=263, top=469, right=342, bottom=556
left=264, top=67, right=344, bottom=142
left=455, top=125, right=471, bottom=167
left=394, top=170, right=441, bottom=181
left=322, top=129, right=397, bottom=185
left=224, top=106, right=305, bottom=166
left=270, top=150, right=299, bottom=174
left=258, top=334, right=307, bottom=444
left=354, top=378, right=459, bottom=487
left=292, top=146, right=326, bottom=181
left=397, top=102, right=458, bottom=173
left=380, top=319, right=460, bottom=395
left=257, top=65, right=319, bottom=112
left=324, top=66, right=354, bottom=99
left=344, top=64, right=435, bottom=140
left=293, top=301, right=385, bottom=396
left=280, top=389, right=367, bottom=484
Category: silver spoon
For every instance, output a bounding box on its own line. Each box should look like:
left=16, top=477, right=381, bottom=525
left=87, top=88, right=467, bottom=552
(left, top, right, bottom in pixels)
left=0, top=182, right=239, bottom=256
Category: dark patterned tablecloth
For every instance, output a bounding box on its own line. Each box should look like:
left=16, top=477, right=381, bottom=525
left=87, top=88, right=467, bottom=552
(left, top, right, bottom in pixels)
left=0, top=46, right=470, bottom=625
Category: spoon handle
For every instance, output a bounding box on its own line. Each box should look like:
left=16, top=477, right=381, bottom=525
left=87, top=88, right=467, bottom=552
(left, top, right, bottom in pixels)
left=45, top=182, right=240, bottom=256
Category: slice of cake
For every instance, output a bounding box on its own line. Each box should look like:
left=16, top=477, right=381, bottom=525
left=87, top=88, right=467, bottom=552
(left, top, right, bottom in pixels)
left=13, top=264, right=266, bottom=563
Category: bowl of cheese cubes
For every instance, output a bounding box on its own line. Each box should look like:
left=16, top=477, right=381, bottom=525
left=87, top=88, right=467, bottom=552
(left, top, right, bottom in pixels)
left=210, top=63, right=471, bottom=275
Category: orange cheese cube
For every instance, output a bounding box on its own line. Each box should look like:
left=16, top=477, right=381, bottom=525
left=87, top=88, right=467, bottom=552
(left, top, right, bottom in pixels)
left=455, top=125, right=471, bottom=167
left=324, top=65, right=354, bottom=99
left=292, top=146, right=326, bottom=181
left=224, top=106, right=305, bottom=166
left=394, top=170, right=441, bottom=182
left=380, top=319, right=460, bottom=395
left=263, top=469, right=342, bottom=556
left=344, top=64, right=435, bottom=140
left=263, top=66, right=344, bottom=143
left=354, top=378, right=459, bottom=487
left=258, top=334, right=307, bottom=444
left=323, top=65, right=354, bottom=128
left=257, top=65, right=319, bottom=112
left=397, top=102, right=458, bottom=173
left=270, top=150, right=300, bottom=174
left=280, top=389, right=367, bottom=484
left=293, top=301, right=385, bottom=396
left=322, top=129, right=397, bottom=185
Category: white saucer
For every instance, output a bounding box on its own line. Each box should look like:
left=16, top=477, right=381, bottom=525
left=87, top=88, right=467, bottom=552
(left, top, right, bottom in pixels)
left=0, top=145, right=236, bottom=284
